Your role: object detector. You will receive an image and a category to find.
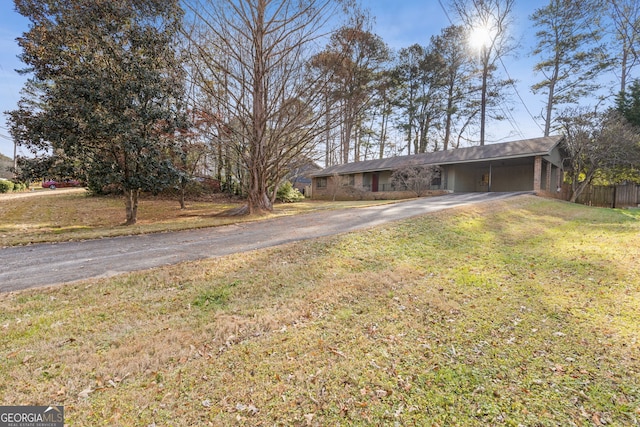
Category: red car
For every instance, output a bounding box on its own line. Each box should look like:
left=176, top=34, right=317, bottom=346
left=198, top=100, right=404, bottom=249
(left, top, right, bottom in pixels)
left=42, top=179, right=82, bottom=189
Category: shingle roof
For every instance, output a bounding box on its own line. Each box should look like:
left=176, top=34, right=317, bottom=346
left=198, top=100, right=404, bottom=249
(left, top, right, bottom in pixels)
left=310, top=136, right=564, bottom=177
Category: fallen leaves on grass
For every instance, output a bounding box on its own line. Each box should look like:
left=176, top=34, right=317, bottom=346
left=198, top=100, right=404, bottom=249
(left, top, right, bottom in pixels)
left=0, top=197, right=638, bottom=426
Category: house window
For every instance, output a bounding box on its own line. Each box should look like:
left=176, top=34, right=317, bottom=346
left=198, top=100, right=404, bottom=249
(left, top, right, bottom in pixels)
left=342, top=174, right=355, bottom=186
left=316, top=177, right=327, bottom=189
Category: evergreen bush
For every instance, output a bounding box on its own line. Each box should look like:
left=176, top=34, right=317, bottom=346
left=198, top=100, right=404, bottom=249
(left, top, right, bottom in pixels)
left=276, top=181, right=305, bottom=203
left=0, top=180, right=14, bottom=193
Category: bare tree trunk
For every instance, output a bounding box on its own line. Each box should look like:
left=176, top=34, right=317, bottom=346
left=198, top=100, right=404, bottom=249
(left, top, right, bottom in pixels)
left=325, top=90, right=332, bottom=166
left=124, top=188, right=140, bottom=225
left=444, top=88, right=453, bottom=151
left=354, top=121, right=360, bottom=162
left=569, top=169, right=596, bottom=203
left=480, top=53, right=488, bottom=146
left=543, top=63, right=559, bottom=137
left=343, top=104, right=353, bottom=164
left=379, top=99, right=389, bottom=159
left=247, top=0, right=272, bottom=214
left=406, top=121, right=412, bottom=156
left=179, top=185, right=186, bottom=209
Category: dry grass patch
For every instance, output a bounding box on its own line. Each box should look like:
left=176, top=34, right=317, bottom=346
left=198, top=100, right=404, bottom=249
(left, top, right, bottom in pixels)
left=0, top=196, right=638, bottom=426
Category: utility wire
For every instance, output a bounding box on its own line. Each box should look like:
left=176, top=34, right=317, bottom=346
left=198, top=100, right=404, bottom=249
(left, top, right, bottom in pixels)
left=499, top=57, right=544, bottom=134
left=437, top=0, right=454, bottom=26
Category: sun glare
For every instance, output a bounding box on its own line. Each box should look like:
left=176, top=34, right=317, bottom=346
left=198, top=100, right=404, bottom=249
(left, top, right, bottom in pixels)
left=468, top=23, right=495, bottom=52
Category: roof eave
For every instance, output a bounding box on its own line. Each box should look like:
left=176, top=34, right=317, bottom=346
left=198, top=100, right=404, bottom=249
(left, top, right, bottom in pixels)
left=310, top=136, right=565, bottom=178
left=310, top=153, right=552, bottom=176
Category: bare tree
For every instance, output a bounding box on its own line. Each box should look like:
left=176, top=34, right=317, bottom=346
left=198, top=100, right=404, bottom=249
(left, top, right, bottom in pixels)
left=450, top=0, right=517, bottom=146
left=183, top=0, right=351, bottom=214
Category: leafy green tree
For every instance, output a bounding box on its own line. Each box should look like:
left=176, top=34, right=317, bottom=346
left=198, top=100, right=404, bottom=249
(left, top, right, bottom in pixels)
left=12, top=152, right=82, bottom=186
left=370, top=68, right=400, bottom=159
left=394, top=44, right=427, bottom=155
left=9, top=0, right=187, bottom=225
left=617, top=79, right=640, bottom=126
left=11, top=156, right=52, bottom=185
left=530, top=0, right=611, bottom=136
left=393, top=44, right=447, bottom=154
left=614, top=79, right=640, bottom=183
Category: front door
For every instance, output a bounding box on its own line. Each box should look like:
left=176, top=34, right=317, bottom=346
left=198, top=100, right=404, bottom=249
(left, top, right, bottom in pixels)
left=372, top=173, right=379, bottom=192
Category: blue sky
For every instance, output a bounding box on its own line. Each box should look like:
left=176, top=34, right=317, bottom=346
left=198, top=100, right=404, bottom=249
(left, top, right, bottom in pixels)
left=0, top=1, right=548, bottom=158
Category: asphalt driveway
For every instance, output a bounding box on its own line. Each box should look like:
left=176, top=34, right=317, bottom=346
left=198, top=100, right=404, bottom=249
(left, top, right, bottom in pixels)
left=0, top=192, right=529, bottom=292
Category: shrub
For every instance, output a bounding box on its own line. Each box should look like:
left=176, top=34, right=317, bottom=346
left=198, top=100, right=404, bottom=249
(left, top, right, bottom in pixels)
left=276, top=181, right=305, bottom=203
left=0, top=180, right=14, bottom=193
left=12, top=182, right=27, bottom=192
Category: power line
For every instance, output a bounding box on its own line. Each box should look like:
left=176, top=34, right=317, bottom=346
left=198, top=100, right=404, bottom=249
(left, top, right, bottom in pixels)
left=499, top=57, right=544, bottom=134
left=437, top=0, right=454, bottom=25
left=498, top=103, right=524, bottom=139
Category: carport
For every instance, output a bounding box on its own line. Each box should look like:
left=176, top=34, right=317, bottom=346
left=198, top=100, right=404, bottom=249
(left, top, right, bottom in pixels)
left=441, top=148, right=563, bottom=193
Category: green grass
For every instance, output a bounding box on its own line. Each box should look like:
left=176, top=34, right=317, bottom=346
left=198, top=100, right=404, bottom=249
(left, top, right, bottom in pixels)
left=0, top=195, right=638, bottom=426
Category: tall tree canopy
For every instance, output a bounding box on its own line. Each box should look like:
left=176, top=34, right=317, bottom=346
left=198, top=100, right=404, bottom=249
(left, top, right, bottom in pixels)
left=430, top=25, right=475, bottom=150
left=312, top=23, right=391, bottom=163
left=531, top=0, right=610, bottom=137
left=451, top=0, right=516, bottom=146
left=607, top=0, right=640, bottom=95
left=9, top=0, right=187, bottom=225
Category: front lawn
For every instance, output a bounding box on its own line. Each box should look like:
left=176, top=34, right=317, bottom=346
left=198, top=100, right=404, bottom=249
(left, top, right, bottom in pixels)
left=0, top=196, right=638, bottom=425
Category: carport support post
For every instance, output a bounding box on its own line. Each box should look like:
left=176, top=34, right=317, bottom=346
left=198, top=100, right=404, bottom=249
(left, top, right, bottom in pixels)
left=488, top=163, right=492, bottom=192
left=533, top=156, right=542, bottom=192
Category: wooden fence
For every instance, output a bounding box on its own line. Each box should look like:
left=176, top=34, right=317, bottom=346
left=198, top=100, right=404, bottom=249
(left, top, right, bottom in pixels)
left=575, top=183, right=640, bottom=208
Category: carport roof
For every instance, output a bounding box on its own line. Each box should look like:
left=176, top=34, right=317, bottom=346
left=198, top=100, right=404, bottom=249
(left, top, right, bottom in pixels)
left=310, top=136, right=564, bottom=177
